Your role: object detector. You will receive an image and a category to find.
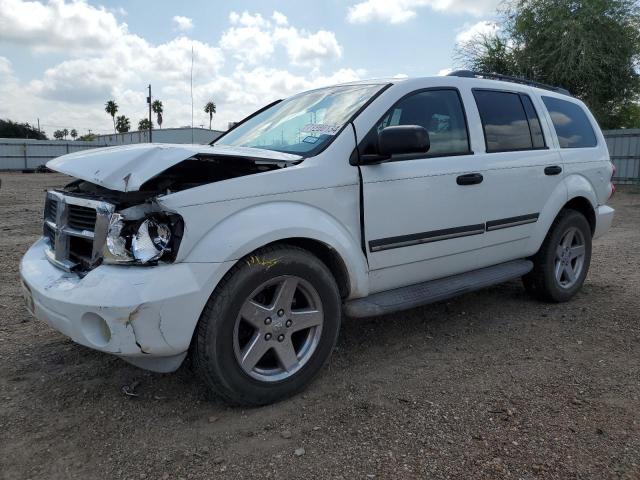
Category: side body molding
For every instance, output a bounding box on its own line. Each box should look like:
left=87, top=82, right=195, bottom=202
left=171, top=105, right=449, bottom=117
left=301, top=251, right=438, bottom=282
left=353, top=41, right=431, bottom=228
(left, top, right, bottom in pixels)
left=524, top=173, right=599, bottom=255
left=181, top=201, right=370, bottom=299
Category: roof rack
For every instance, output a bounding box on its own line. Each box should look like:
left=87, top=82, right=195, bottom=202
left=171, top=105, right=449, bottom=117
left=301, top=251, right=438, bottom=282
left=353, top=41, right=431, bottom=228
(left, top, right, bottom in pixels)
left=447, top=70, right=571, bottom=96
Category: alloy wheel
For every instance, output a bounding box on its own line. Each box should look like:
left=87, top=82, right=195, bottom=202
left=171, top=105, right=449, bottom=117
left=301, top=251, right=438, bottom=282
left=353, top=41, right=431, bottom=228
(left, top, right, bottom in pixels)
left=233, top=275, right=324, bottom=382
left=554, top=226, right=586, bottom=289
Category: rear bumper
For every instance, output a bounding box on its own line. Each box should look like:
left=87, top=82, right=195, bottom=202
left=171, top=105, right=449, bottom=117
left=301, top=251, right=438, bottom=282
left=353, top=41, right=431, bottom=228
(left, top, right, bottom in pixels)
left=20, top=238, right=233, bottom=372
left=593, top=205, right=615, bottom=240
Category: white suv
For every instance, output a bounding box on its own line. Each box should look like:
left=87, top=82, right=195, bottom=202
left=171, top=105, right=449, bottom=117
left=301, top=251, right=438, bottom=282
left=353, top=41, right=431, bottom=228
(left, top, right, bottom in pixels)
left=20, top=72, right=615, bottom=405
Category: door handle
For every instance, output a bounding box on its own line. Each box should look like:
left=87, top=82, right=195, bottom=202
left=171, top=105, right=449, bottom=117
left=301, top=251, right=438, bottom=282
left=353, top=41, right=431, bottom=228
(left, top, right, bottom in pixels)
left=456, top=173, right=483, bottom=185
left=544, top=165, right=562, bottom=176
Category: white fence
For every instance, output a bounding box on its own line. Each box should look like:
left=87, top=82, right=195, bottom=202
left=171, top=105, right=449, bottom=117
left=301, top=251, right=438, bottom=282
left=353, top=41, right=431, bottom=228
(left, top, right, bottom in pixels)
left=0, top=128, right=224, bottom=170
left=0, top=139, right=103, bottom=170
left=3, top=130, right=638, bottom=180
left=603, top=129, right=640, bottom=184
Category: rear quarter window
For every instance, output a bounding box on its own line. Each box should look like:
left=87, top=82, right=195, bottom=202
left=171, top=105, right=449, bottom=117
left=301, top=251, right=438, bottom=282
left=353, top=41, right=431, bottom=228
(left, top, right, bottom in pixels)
left=541, top=96, right=597, bottom=148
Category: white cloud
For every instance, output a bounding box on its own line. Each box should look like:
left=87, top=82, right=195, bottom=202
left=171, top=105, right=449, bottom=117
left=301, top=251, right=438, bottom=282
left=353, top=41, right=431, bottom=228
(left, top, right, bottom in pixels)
left=272, top=11, right=288, bottom=26
left=347, top=0, right=501, bottom=24
left=455, top=20, right=498, bottom=43
left=0, top=0, right=126, bottom=53
left=220, top=18, right=275, bottom=65
left=221, top=11, right=343, bottom=67
left=0, top=56, right=13, bottom=78
left=172, top=15, right=193, bottom=31
left=274, top=28, right=342, bottom=67
left=437, top=68, right=453, bottom=76
left=0, top=2, right=358, bottom=136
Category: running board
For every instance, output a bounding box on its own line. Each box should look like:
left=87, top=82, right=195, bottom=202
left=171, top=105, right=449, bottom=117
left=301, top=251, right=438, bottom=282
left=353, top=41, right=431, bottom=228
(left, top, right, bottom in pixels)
left=344, top=259, right=533, bottom=318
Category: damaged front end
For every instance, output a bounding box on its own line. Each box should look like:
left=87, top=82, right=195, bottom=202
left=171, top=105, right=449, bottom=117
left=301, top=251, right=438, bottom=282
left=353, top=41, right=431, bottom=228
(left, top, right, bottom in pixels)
left=43, top=147, right=299, bottom=274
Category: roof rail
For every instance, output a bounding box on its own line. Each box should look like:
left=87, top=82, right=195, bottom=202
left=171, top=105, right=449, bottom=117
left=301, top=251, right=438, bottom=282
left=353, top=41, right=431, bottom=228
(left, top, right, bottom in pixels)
left=447, top=70, right=571, bottom=96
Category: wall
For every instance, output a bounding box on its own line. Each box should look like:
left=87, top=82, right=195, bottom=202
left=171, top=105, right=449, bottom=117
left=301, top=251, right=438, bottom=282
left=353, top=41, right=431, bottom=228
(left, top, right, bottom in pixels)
left=0, top=138, right=103, bottom=170
left=0, top=128, right=224, bottom=170
left=603, top=129, right=640, bottom=184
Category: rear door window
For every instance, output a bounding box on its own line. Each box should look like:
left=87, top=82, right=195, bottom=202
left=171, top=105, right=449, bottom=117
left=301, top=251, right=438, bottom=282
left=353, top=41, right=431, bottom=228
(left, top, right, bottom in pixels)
left=473, top=90, right=545, bottom=152
left=542, top=96, right=597, bottom=148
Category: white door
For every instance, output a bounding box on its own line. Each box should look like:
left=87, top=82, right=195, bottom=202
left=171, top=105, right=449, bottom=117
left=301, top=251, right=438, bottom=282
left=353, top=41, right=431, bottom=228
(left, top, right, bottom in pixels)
left=358, top=88, right=490, bottom=293
left=470, top=89, right=565, bottom=263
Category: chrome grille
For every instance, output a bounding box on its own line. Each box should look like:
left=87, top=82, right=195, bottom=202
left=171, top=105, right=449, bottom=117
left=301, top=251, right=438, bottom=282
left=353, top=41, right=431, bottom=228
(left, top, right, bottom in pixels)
left=43, top=191, right=115, bottom=271
left=68, top=204, right=97, bottom=231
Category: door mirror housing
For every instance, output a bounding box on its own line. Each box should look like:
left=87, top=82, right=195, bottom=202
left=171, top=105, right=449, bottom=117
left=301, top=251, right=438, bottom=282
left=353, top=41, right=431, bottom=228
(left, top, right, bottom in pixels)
left=379, top=125, right=430, bottom=156
left=359, top=125, right=430, bottom=164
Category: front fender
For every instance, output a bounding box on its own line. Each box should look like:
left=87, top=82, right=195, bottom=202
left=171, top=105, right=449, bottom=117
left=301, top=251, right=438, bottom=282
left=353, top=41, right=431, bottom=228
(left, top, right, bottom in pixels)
left=525, top=173, right=598, bottom=255
left=182, top=201, right=370, bottom=299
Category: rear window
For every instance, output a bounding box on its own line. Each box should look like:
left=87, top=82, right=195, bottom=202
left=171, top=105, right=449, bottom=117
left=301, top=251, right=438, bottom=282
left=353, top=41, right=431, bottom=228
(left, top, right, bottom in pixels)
left=542, top=97, right=597, bottom=148
left=473, top=90, right=545, bottom=152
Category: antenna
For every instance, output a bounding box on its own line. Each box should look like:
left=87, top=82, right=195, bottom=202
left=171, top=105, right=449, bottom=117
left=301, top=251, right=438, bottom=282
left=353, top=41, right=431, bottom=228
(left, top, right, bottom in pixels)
left=190, top=44, right=194, bottom=144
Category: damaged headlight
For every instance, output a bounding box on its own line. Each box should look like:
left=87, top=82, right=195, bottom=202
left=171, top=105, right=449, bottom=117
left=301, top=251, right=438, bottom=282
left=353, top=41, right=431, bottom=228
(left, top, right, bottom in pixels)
left=103, top=213, right=183, bottom=265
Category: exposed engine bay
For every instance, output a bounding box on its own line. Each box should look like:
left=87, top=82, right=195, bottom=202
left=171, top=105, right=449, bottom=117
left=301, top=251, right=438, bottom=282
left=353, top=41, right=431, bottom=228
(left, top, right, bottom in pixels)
left=43, top=154, right=292, bottom=273
left=60, top=154, right=288, bottom=207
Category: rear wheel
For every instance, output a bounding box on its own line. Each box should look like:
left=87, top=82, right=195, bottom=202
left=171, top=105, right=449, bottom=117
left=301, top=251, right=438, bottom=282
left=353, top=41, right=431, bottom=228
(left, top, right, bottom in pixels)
left=193, top=245, right=341, bottom=406
left=523, top=209, right=592, bottom=302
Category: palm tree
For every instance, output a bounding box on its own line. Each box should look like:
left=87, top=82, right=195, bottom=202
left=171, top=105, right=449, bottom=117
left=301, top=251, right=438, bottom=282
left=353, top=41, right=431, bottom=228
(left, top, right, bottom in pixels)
left=53, top=130, right=64, bottom=140
left=62, top=128, right=69, bottom=139
left=204, top=101, right=216, bottom=129
left=105, top=100, right=118, bottom=133
left=115, top=115, right=130, bottom=133
left=152, top=100, right=163, bottom=129
left=138, top=118, right=152, bottom=131
left=70, top=129, right=77, bottom=140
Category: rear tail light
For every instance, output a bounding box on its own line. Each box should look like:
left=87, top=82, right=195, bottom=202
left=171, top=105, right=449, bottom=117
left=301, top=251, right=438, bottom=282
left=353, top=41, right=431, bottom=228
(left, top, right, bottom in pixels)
left=609, top=162, right=616, bottom=198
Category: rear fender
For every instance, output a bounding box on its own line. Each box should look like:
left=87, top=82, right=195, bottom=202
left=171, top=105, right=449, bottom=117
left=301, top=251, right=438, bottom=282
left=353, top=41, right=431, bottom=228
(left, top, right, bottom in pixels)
left=525, top=173, right=598, bottom=255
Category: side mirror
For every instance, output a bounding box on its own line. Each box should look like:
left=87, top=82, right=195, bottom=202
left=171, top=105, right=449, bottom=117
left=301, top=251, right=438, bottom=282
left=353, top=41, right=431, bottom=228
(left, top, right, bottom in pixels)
left=379, top=125, right=430, bottom=157
left=359, top=125, right=430, bottom=164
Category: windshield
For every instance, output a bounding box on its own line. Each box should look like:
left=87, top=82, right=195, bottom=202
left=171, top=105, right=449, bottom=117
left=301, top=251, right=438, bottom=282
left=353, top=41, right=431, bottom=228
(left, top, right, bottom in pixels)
left=215, top=84, right=386, bottom=156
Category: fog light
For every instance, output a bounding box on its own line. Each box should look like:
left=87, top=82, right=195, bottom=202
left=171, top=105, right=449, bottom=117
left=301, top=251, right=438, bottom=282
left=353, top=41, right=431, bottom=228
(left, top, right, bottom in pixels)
left=81, top=312, right=111, bottom=347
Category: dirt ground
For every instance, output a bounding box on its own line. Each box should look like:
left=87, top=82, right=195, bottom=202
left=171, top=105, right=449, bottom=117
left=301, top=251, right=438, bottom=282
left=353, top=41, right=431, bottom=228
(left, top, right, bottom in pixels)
left=1, top=171, right=639, bottom=480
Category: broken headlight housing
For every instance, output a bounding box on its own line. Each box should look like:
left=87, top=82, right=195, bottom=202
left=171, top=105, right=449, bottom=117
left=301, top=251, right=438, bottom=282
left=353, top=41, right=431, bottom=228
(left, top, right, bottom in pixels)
left=103, top=213, right=183, bottom=265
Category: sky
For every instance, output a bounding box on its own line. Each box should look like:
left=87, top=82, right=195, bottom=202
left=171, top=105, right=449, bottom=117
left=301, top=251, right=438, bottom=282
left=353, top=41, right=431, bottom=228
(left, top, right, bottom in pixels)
left=0, top=0, right=501, bottom=138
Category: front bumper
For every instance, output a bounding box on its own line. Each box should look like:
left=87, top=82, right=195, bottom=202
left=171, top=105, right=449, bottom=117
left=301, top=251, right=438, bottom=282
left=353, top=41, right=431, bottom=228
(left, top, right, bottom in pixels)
left=20, top=238, right=233, bottom=372
left=593, top=205, right=615, bottom=239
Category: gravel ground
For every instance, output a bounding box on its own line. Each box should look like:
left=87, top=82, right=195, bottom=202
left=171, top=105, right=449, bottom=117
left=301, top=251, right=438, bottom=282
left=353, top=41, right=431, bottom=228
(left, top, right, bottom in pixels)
left=1, top=171, right=639, bottom=480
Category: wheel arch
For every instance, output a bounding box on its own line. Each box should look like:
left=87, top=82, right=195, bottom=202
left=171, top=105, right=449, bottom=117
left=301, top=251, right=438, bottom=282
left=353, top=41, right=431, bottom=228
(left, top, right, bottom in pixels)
left=563, top=196, right=596, bottom=235
left=263, top=237, right=351, bottom=299
left=526, top=172, right=599, bottom=256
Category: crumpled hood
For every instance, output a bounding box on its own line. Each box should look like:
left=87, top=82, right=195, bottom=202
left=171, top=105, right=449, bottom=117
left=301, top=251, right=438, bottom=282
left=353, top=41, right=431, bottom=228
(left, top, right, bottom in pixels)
left=47, top=143, right=302, bottom=192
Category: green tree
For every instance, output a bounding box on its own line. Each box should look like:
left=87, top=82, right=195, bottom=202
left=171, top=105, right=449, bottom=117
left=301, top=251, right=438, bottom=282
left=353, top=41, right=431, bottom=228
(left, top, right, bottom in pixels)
left=138, top=118, right=152, bottom=131
left=77, top=133, right=97, bottom=141
left=115, top=115, right=131, bottom=133
left=105, top=100, right=119, bottom=133
left=455, top=0, right=640, bottom=128
left=70, top=129, right=78, bottom=140
left=53, top=130, right=64, bottom=140
left=152, top=100, right=163, bottom=128
left=204, top=101, right=216, bottom=129
left=0, top=119, right=47, bottom=139
left=62, top=128, right=69, bottom=139
left=455, top=34, right=518, bottom=76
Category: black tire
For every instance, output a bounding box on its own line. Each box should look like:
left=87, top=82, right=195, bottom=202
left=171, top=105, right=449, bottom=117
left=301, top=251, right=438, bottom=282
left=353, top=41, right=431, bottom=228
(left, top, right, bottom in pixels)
left=523, top=209, right=592, bottom=302
left=193, top=245, right=341, bottom=406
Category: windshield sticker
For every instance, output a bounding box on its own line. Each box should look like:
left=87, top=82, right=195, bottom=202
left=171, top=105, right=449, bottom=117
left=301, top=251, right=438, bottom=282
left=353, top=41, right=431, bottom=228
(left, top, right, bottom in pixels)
left=302, top=136, right=319, bottom=144
left=301, top=123, right=342, bottom=136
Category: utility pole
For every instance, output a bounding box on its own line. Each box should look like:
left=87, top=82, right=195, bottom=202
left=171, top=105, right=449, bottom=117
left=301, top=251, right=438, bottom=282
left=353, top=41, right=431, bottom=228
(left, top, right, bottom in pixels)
left=147, top=84, right=153, bottom=143
left=37, top=118, right=40, bottom=133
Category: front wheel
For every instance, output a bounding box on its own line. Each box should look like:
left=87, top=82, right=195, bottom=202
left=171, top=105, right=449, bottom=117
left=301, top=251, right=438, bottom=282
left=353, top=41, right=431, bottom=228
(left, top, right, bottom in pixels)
left=523, top=209, right=592, bottom=302
left=193, top=245, right=341, bottom=406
